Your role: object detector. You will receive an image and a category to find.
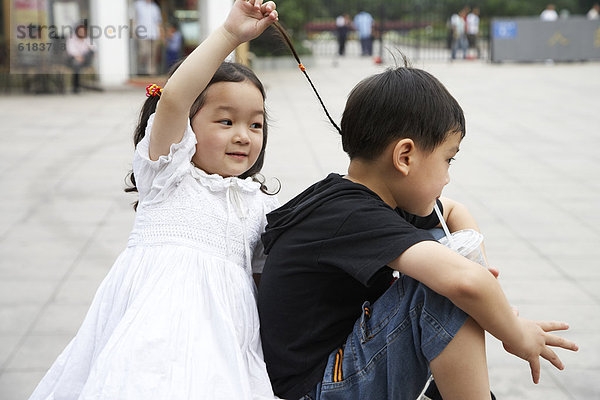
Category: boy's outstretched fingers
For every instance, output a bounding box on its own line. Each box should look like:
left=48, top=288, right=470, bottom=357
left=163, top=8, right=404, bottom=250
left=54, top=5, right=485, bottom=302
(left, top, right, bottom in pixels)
left=487, top=265, right=499, bottom=278
left=537, top=320, right=579, bottom=351
left=541, top=346, right=563, bottom=370
left=536, top=321, right=578, bottom=383
left=544, top=332, right=579, bottom=352
left=529, top=357, right=541, bottom=384
left=537, top=320, right=569, bottom=332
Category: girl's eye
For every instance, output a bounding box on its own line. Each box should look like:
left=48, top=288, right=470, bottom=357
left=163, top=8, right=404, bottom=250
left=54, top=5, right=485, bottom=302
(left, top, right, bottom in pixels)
left=448, top=157, right=456, bottom=165
left=250, top=122, right=263, bottom=129
left=218, top=120, right=232, bottom=126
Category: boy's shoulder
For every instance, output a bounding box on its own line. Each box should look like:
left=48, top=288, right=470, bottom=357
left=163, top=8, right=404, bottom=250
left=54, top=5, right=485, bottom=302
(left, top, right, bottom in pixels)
left=278, top=173, right=390, bottom=216
left=263, top=173, right=396, bottom=242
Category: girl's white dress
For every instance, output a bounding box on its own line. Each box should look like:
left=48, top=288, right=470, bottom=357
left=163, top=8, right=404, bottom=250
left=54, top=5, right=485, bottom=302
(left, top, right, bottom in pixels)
left=30, top=114, right=279, bottom=399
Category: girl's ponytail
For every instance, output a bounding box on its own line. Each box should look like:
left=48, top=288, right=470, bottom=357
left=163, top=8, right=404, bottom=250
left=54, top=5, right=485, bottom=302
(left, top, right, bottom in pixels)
left=271, top=22, right=341, bottom=134
left=124, top=93, right=161, bottom=211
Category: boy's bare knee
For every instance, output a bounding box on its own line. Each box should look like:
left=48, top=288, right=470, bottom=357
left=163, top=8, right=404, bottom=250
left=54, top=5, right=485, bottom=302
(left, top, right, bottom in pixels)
left=429, top=317, right=490, bottom=400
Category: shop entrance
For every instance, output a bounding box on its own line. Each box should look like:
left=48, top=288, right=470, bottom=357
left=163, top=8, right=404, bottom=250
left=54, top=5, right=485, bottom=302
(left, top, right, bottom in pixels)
left=129, top=0, right=200, bottom=76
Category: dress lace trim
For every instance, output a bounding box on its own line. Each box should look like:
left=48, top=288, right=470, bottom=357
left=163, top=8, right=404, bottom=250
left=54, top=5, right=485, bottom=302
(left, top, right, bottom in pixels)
left=190, top=163, right=260, bottom=193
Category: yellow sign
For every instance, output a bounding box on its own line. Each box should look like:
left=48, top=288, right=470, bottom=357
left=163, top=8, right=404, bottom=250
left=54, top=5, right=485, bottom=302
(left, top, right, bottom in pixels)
left=548, top=31, right=569, bottom=46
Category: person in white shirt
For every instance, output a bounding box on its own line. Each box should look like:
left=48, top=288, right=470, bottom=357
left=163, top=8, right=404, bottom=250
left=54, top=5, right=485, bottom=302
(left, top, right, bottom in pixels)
left=66, top=24, right=95, bottom=93
left=540, top=4, right=559, bottom=21
left=466, top=7, right=480, bottom=59
left=587, top=3, right=600, bottom=20
left=134, top=0, right=163, bottom=75
left=335, top=13, right=351, bottom=56
left=450, top=7, right=468, bottom=60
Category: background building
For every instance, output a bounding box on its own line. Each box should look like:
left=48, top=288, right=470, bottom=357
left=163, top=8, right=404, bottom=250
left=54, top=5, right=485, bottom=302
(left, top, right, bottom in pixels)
left=3, top=0, right=231, bottom=88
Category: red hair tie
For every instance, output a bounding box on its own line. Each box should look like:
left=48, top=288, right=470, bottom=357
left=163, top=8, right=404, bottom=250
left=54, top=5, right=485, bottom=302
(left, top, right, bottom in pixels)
left=145, top=84, right=162, bottom=97
left=298, top=63, right=306, bottom=72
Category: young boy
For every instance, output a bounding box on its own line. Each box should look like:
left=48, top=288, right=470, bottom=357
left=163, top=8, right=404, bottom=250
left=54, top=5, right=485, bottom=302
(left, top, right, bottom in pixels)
left=257, top=66, right=578, bottom=400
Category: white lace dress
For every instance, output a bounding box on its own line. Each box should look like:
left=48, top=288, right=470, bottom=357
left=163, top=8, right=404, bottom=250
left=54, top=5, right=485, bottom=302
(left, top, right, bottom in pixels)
left=30, top=114, right=279, bottom=400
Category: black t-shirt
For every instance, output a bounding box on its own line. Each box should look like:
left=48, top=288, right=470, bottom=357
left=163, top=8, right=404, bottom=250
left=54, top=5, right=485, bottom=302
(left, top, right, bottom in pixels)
left=258, top=174, right=441, bottom=400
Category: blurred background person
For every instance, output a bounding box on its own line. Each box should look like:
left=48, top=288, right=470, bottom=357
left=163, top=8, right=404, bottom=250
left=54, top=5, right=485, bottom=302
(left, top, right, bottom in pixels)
left=540, top=4, right=559, bottom=21
left=466, top=7, right=480, bottom=59
left=353, top=10, right=374, bottom=56
left=66, top=23, right=95, bottom=93
left=335, top=13, right=351, bottom=56
left=587, top=3, right=600, bottom=19
left=134, top=0, right=163, bottom=75
left=165, top=21, right=183, bottom=72
left=450, top=6, right=469, bottom=60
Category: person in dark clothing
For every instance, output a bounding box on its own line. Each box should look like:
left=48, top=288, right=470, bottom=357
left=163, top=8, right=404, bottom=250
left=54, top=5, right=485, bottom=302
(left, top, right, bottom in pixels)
left=335, top=13, right=351, bottom=56
left=258, top=66, right=578, bottom=400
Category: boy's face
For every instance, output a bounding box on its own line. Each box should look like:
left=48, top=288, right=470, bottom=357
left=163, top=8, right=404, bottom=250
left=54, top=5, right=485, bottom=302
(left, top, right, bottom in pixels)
left=402, top=131, right=462, bottom=216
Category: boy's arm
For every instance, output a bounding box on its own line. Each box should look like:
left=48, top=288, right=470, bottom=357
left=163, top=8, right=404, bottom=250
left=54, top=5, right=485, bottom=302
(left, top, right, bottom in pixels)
left=390, top=242, right=578, bottom=383
left=438, top=196, right=480, bottom=233
left=149, top=0, right=277, bottom=161
left=438, top=196, right=496, bottom=276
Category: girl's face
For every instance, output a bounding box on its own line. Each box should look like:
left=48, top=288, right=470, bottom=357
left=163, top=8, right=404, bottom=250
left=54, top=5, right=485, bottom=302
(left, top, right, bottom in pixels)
left=403, top=131, right=462, bottom=216
left=190, top=81, right=264, bottom=177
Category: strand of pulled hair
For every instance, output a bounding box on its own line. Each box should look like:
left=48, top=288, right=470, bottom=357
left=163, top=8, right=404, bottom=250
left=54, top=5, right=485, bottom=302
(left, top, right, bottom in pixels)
left=272, top=22, right=341, bottom=134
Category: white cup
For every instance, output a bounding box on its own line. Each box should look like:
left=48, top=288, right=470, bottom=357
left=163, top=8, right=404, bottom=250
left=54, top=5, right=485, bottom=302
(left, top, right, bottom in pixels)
left=438, top=229, right=487, bottom=267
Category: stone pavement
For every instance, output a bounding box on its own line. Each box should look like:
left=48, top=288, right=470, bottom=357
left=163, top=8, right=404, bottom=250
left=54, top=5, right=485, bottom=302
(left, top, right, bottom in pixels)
left=0, top=55, right=598, bottom=399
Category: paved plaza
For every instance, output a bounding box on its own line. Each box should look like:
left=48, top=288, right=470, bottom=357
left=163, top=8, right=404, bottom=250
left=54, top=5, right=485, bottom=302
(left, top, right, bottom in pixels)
left=0, top=55, right=599, bottom=399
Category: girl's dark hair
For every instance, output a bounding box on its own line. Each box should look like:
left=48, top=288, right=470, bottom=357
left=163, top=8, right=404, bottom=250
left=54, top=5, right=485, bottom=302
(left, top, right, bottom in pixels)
left=340, top=66, right=466, bottom=160
left=125, top=60, right=277, bottom=210
left=126, top=22, right=339, bottom=210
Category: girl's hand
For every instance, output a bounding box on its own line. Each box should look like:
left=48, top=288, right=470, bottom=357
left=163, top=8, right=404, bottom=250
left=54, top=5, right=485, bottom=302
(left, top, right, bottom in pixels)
left=223, top=0, right=278, bottom=45
left=502, top=318, right=578, bottom=384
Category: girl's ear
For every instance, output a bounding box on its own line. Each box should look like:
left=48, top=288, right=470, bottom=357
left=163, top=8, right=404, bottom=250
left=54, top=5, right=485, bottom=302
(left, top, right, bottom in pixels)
left=392, top=138, right=415, bottom=176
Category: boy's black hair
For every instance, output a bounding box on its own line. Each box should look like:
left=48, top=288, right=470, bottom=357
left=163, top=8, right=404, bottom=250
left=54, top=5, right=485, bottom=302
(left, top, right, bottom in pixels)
left=340, top=66, right=466, bottom=160
left=125, top=61, right=276, bottom=210
left=271, top=24, right=463, bottom=160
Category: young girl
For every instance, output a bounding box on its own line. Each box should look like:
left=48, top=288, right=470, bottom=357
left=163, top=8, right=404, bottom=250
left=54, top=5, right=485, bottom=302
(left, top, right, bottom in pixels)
left=30, top=1, right=279, bottom=399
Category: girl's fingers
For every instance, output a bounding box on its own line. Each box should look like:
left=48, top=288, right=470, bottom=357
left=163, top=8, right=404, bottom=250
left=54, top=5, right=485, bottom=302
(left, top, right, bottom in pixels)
left=261, top=1, right=276, bottom=17
left=241, top=0, right=261, bottom=13
left=262, top=1, right=276, bottom=11
left=255, top=10, right=277, bottom=31
left=239, top=0, right=255, bottom=13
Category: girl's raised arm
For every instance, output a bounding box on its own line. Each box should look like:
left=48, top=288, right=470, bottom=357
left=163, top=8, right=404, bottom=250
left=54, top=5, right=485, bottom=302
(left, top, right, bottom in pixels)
left=148, top=0, right=278, bottom=161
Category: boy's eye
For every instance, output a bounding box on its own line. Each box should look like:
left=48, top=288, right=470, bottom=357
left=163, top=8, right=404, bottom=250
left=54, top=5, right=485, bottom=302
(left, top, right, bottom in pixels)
left=250, top=122, right=263, bottom=129
left=218, top=119, right=232, bottom=126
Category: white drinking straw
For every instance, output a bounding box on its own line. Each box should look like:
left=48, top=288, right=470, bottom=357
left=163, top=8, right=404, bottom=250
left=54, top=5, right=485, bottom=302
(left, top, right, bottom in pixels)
left=434, top=203, right=454, bottom=247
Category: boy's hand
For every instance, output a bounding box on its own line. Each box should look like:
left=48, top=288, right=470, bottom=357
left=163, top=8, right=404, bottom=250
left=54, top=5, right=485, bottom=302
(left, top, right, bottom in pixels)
left=487, top=265, right=499, bottom=278
left=502, top=318, right=578, bottom=384
left=223, top=0, right=278, bottom=45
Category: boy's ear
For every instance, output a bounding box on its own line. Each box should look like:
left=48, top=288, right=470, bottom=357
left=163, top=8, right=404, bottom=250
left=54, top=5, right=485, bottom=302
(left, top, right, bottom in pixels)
left=392, top=138, right=415, bottom=176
